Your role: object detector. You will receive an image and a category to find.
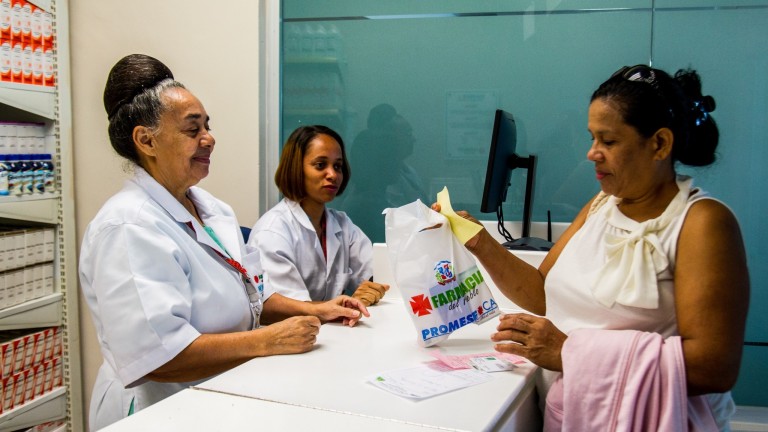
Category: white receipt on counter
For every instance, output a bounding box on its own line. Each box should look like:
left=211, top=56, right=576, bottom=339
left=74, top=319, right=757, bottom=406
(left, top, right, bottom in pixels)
left=367, top=361, right=492, bottom=400
left=468, top=356, right=516, bottom=372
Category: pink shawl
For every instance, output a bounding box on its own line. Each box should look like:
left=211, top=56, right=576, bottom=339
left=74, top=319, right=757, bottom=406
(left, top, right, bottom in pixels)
left=544, top=328, right=718, bottom=431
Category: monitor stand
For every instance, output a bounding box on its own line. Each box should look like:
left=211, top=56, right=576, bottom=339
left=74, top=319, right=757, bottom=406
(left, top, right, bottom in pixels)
left=499, top=154, right=553, bottom=251
left=503, top=237, right=553, bottom=251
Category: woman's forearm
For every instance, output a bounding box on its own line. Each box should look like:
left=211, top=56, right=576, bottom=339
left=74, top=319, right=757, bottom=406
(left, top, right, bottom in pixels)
left=468, top=229, right=546, bottom=314
left=147, top=313, right=322, bottom=383
left=261, top=293, right=314, bottom=324
left=146, top=331, right=269, bottom=383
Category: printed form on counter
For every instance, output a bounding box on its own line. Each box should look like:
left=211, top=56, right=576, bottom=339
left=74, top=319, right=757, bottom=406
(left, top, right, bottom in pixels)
left=367, top=351, right=526, bottom=400
left=367, top=361, right=492, bottom=400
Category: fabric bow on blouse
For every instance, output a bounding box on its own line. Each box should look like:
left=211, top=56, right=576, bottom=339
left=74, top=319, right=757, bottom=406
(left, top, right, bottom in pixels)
left=591, top=177, right=693, bottom=309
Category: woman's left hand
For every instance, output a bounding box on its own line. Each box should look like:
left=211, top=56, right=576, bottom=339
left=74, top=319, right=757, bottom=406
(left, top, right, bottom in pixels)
left=314, top=296, right=370, bottom=327
left=491, top=313, right=567, bottom=371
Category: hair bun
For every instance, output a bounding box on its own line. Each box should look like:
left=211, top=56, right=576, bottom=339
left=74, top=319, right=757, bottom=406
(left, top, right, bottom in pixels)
left=701, top=95, right=716, bottom=113
left=103, top=54, right=174, bottom=119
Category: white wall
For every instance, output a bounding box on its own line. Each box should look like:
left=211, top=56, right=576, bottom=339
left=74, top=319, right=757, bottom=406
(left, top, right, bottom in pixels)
left=68, top=1, right=263, bottom=425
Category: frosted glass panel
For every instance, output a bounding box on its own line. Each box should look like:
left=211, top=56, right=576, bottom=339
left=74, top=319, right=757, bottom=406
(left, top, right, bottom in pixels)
left=282, top=5, right=651, bottom=243
left=654, top=3, right=768, bottom=406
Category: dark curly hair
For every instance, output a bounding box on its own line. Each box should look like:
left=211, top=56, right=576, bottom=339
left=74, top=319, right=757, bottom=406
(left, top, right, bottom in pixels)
left=591, top=65, right=718, bottom=167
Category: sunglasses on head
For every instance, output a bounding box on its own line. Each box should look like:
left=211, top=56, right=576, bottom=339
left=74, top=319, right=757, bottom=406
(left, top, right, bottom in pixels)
left=611, top=65, right=662, bottom=90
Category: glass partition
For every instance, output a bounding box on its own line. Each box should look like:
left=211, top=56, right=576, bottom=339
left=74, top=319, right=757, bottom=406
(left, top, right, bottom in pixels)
left=653, top=0, right=768, bottom=406
left=279, top=0, right=768, bottom=405
left=282, top=1, right=652, bottom=242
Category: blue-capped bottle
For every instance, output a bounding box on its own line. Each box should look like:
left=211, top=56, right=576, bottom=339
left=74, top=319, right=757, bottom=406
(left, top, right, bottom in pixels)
left=8, top=154, right=23, bottom=196
left=18, top=154, right=32, bottom=195
left=0, top=154, right=9, bottom=196
left=41, top=153, right=55, bottom=193
left=32, top=154, right=46, bottom=194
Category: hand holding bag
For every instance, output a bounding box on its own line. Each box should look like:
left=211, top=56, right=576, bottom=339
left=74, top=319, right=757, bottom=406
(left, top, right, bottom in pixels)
left=385, top=199, right=500, bottom=347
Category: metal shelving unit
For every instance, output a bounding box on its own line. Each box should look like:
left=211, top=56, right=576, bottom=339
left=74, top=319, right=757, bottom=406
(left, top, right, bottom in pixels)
left=0, top=0, right=82, bottom=430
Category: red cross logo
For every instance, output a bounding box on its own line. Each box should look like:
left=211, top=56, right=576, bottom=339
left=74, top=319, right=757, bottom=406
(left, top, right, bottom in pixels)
left=410, top=294, right=432, bottom=316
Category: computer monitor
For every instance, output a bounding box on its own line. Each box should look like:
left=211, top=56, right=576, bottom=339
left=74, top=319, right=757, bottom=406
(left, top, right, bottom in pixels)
left=480, top=109, right=553, bottom=251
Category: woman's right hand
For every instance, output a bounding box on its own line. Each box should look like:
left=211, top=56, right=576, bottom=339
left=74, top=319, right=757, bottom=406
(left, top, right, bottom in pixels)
left=491, top=313, right=567, bottom=372
left=430, top=203, right=484, bottom=249
left=259, top=315, right=321, bottom=355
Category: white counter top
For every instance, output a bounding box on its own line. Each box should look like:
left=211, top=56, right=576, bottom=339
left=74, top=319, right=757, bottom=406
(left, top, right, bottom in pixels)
left=102, top=243, right=544, bottom=432
left=102, top=388, right=444, bottom=432
left=195, top=298, right=540, bottom=431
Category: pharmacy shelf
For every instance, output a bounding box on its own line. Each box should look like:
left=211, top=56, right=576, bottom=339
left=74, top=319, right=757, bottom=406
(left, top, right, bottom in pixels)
left=0, top=83, right=56, bottom=121
left=0, top=195, right=60, bottom=225
left=0, top=386, right=66, bottom=431
left=0, top=293, right=62, bottom=331
left=283, top=55, right=345, bottom=85
left=0, top=0, right=82, bottom=429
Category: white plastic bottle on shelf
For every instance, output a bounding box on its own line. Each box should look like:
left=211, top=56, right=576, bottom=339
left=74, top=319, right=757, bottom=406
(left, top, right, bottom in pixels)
left=43, top=43, right=53, bottom=87
left=301, top=23, right=315, bottom=56
left=284, top=24, right=301, bottom=58
left=5, top=121, right=17, bottom=154
left=314, top=24, right=328, bottom=57
left=42, top=9, right=52, bottom=45
left=32, top=43, right=43, bottom=85
left=33, top=122, right=45, bottom=152
left=328, top=24, right=342, bottom=58
left=10, top=0, right=20, bottom=42
left=20, top=0, right=30, bottom=45
left=0, top=121, right=11, bottom=154
left=21, top=42, right=32, bottom=84
left=0, top=0, right=10, bottom=41
left=0, top=38, right=11, bottom=82
left=30, top=3, right=41, bottom=44
left=16, top=122, right=32, bottom=154
left=0, top=154, right=9, bottom=196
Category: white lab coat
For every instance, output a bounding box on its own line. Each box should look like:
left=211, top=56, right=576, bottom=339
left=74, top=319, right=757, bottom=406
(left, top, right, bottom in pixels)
left=79, top=168, right=272, bottom=431
left=249, top=198, right=372, bottom=301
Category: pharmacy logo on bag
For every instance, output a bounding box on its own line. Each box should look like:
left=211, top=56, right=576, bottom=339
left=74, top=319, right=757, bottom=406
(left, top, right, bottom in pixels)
left=433, top=260, right=456, bottom=285
left=409, top=294, right=433, bottom=316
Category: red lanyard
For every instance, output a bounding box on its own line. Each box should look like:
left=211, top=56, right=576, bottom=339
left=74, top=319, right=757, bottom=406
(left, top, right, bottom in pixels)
left=186, top=222, right=256, bottom=282
left=186, top=221, right=262, bottom=328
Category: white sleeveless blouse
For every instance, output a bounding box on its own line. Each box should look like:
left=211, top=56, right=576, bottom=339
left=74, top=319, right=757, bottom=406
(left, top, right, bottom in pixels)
left=543, top=175, right=735, bottom=430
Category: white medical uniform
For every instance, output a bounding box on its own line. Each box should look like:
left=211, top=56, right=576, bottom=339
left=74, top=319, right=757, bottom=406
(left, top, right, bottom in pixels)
left=79, top=168, right=272, bottom=431
left=249, top=198, right=372, bottom=301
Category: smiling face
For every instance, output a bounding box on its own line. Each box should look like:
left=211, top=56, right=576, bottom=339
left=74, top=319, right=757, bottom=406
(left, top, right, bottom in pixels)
left=587, top=98, right=672, bottom=200
left=301, top=133, right=344, bottom=211
left=136, top=87, right=214, bottom=198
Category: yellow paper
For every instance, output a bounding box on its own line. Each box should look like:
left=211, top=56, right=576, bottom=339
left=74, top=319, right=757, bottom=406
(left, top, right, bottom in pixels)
left=436, top=186, right=482, bottom=244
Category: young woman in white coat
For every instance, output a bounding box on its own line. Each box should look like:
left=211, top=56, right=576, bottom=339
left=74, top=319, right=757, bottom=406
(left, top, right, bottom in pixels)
left=79, top=55, right=369, bottom=430
left=249, top=125, right=389, bottom=306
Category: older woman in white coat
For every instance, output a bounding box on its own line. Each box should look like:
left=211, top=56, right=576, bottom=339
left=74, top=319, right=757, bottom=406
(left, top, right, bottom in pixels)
left=79, top=54, right=369, bottom=430
left=249, top=125, right=389, bottom=306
